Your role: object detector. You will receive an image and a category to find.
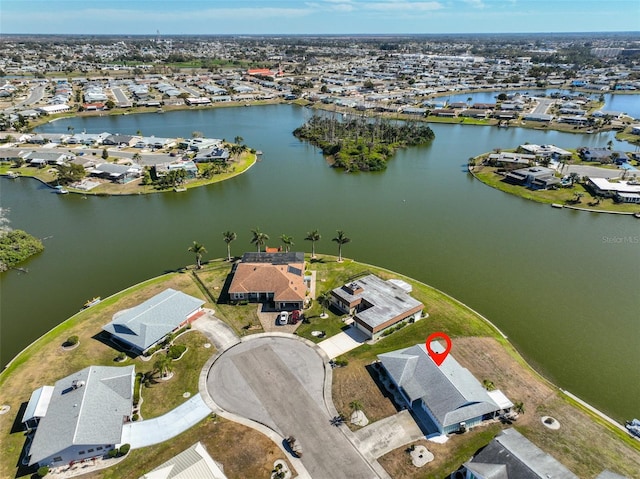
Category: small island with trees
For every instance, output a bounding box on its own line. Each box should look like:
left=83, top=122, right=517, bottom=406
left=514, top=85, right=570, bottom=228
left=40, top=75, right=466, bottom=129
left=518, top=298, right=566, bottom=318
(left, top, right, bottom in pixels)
left=0, top=208, right=44, bottom=272
left=293, top=114, right=435, bottom=172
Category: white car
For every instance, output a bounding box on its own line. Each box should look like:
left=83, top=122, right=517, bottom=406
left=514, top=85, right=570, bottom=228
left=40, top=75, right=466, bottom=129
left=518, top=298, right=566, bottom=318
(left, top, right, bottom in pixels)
left=278, top=311, right=289, bottom=325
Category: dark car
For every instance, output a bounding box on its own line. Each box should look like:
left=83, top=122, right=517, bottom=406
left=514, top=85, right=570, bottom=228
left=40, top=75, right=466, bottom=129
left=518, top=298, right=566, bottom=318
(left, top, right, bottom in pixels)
left=289, top=310, right=301, bottom=324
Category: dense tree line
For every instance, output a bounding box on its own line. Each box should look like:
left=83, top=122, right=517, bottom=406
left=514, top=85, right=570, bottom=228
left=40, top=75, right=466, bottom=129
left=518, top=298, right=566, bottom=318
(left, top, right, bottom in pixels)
left=0, top=229, right=44, bottom=272
left=293, top=114, right=435, bottom=172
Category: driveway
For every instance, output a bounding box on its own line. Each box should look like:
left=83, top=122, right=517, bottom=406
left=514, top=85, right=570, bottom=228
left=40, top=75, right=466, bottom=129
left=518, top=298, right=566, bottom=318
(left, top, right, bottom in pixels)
left=121, top=394, right=212, bottom=449
left=207, top=336, right=382, bottom=479
left=191, top=309, right=240, bottom=351
left=318, top=323, right=369, bottom=359
left=354, top=410, right=424, bottom=458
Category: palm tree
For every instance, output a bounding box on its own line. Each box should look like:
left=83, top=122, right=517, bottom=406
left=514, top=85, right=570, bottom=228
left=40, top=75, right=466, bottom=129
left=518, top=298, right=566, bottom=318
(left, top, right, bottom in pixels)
left=305, top=229, right=321, bottom=258
left=222, top=231, right=237, bottom=261
left=153, top=355, right=173, bottom=379
left=349, top=400, right=363, bottom=412
left=318, top=291, right=331, bottom=318
left=234, top=135, right=244, bottom=145
left=188, top=241, right=207, bottom=269
left=332, top=230, right=351, bottom=262
left=250, top=227, right=269, bottom=253
left=513, top=401, right=525, bottom=415
left=280, top=234, right=294, bottom=253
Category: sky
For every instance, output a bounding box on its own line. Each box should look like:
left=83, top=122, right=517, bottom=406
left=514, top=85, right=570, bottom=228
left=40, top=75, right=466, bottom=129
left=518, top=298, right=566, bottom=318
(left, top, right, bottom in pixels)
left=1, top=0, right=639, bottom=35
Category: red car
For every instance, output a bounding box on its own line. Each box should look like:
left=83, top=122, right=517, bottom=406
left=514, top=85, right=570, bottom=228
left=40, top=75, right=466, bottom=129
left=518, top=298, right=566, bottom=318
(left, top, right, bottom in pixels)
left=289, top=310, right=301, bottom=324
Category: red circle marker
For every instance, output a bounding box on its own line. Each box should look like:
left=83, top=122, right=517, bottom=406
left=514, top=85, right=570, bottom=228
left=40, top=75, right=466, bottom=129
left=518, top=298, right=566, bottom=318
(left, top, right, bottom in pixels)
left=425, top=332, right=452, bottom=366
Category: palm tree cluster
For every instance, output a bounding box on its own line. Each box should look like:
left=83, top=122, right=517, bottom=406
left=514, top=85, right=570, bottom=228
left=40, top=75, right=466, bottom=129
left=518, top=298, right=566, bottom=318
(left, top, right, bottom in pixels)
left=185, top=228, right=351, bottom=268
left=293, top=114, right=435, bottom=171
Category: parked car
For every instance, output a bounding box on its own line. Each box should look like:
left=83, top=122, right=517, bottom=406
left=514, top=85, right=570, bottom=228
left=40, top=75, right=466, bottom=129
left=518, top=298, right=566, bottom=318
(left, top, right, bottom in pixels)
left=278, top=311, right=289, bottom=325
left=289, top=309, right=301, bottom=324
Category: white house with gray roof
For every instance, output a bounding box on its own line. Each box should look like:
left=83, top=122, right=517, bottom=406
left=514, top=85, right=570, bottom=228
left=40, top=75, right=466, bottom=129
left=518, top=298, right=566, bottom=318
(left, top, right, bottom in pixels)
left=26, top=365, right=135, bottom=467
left=102, top=288, right=205, bottom=354
left=330, top=274, right=424, bottom=339
left=139, top=441, right=228, bottom=479
left=378, top=342, right=508, bottom=435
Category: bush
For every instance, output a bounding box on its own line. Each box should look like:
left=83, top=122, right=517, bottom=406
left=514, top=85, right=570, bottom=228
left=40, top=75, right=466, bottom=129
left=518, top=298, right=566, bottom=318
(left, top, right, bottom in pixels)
left=119, top=443, right=130, bottom=456
left=65, top=335, right=79, bottom=346
left=167, top=344, right=186, bottom=360
left=333, top=358, right=348, bottom=367
left=37, top=466, right=49, bottom=477
left=116, top=352, right=126, bottom=362
left=132, top=413, right=139, bottom=421
left=108, top=448, right=118, bottom=458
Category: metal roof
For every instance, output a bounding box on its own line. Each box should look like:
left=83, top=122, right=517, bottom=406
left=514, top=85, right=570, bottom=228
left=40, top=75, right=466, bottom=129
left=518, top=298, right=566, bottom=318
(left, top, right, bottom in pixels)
left=22, top=386, right=54, bottom=424
left=29, top=365, right=135, bottom=466
left=332, top=274, right=423, bottom=330
left=140, top=441, right=228, bottom=479
left=103, top=288, right=204, bottom=351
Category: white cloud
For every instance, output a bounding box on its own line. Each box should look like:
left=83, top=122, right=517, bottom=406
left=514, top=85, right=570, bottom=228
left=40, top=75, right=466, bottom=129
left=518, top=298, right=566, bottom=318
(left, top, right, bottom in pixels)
left=463, top=0, right=486, bottom=8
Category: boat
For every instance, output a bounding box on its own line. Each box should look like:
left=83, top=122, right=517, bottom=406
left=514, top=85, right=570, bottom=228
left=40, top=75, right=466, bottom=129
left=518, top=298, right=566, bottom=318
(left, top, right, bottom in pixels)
left=551, top=203, right=563, bottom=209
left=626, top=419, right=640, bottom=439
left=83, top=297, right=101, bottom=309
left=55, top=186, right=69, bottom=194
left=173, top=187, right=187, bottom=192
left=6, top=171, right=19, bottom=179
left=634, top=212, right=640, bottom=219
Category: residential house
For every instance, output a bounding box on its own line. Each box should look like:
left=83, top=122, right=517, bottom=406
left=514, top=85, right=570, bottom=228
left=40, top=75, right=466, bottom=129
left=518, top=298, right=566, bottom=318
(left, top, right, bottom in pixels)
left=89, top=163, right=142, bottom=183
left=194, top=147, right=230, bottom=163
left=586, top=177, right=640, bottom=203
left=228, top=252, right=307, bottom=310
left=504, top=166, right=560, bottom=190
left=487, top=152, right=534, bottom=168
left=25, top=365, right=135, bottom=467
left=580, top=147, right=629, bottom=165
left=23, top=151, right=70, bottom=167
left=462, top=428, right=578, bottom=479
left=139, top=442, right=228, bottom=479
left=330, top=274, right=424, bottom=339
left=103, top=134, right=139, bottom=147
left=378, top=342, right=508, bottom=435
left=102, top=288, right=205, bottom=354
left=519, top=144, right=572, bottom=161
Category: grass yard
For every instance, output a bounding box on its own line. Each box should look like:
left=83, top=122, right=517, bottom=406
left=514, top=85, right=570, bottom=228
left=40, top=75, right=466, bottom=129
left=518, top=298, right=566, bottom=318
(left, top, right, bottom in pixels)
left=472, top=165, right=640, bottom=213
left=0, top=271, right=212, bottom=479
left=95, top=416, right=294, bottom=479
left=138, top=330, right=213, bottom=419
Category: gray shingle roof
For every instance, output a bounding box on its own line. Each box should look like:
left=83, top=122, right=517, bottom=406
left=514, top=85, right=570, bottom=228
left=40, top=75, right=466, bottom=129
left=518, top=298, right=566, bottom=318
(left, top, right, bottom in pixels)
left=465, top=428, right=579, bottom=478
left=378, top=342, right=499, bottom=429
left=103, top=288, right=204, bottom=351
left=29, top=365, right=134, bottom=466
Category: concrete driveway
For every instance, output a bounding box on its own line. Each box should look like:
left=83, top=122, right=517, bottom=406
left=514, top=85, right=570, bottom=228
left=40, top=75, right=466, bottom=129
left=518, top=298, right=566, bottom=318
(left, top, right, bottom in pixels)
left=318, top=324, right=369, bottom=359
left=207, top=336, right=382, bottom=479
left=121, top=394, right=212, bottom=449
left=191, top=309, right=240, bottom=351
left=354, top=410, right=424, bottom=458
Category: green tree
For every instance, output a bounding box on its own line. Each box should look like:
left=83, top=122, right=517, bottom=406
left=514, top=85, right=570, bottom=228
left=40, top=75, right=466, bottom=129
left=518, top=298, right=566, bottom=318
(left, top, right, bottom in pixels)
left=279, top=234, right=294, bottom=252
left=318, top=291, right=331, bottom=318
left=222, top=231, right=237, bottom=261
left=192, top=131, right=203, bottom=138
left=153, top=355, right=173, bottom=378
left=102, top=148, right=109, bottom=160
left=513, top=401, right=525, bottom=415
left=105, top=99, right=116, bottom=110
left=304, top=229, right=321, bottom=258
left=332, top=230, right=351, bottom=262
left=187, top=241, right=207, bottom=269
left=250, top=227, right=269, bottom=253
left=234, top=135, right=244, bottom=145
left=54, top=163, right=85, bottom=186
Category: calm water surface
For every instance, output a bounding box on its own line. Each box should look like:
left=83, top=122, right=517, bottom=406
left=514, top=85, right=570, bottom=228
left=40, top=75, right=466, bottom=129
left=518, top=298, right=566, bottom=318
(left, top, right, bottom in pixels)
left=2, top=105, right=639, bottom=422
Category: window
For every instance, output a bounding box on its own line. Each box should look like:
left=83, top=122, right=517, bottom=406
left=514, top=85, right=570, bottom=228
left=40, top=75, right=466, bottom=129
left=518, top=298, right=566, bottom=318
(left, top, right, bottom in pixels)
left=96, top=447, right=103, bottom=451
left=78, top=451, right=85, bottom=455
left=87, top=449, right=94, bottom=453
left=53, top=457, right=62, bottom=462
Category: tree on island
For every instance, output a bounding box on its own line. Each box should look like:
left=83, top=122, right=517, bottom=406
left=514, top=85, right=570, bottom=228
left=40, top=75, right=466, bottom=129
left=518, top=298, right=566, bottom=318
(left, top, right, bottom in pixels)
left=250, top=227, right=269, bottom=253
left=332, top=230, right=351, bottom=262
left=305, top=229, right=321, bottom=258
left=188, top=241, right=206, bottom=269
left=222, top=231, right=237, bottom=261
left=279, top=234, right=294, bottom=253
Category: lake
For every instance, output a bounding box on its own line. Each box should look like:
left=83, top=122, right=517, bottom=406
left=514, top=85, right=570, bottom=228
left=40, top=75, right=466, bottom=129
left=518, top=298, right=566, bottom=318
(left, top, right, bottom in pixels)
left=2, top=104, right=638, bottom=423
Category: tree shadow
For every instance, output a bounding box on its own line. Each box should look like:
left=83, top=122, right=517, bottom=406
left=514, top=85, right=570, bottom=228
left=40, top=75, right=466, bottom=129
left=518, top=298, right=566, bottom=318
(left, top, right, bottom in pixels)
left=364, top=363, right=403, bottom=411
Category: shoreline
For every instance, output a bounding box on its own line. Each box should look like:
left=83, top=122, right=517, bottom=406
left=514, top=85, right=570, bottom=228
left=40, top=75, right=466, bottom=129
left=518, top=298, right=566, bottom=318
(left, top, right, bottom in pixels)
left=1, top=256, right=631, bottom=435
left=468, top=164, right=640, bottom=216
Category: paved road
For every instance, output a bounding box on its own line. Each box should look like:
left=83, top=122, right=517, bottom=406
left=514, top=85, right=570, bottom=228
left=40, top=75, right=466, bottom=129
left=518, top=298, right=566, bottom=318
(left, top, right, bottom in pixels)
left=19, top=84, right=46, bottom=107
left=208, top=337, right=381, bottom=479
left=532, top=97, right=554, bottom=115
left=111, top=87, right=131, bottom=106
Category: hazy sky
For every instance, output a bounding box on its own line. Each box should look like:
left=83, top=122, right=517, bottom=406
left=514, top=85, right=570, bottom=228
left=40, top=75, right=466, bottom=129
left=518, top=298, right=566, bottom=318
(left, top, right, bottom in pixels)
left=2, top=0, right=639, bottom=35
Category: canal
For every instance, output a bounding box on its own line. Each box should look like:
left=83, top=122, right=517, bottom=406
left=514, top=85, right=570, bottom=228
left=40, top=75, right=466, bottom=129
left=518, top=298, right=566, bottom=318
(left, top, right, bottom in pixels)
left=2, top=104, right=638, bottom=422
